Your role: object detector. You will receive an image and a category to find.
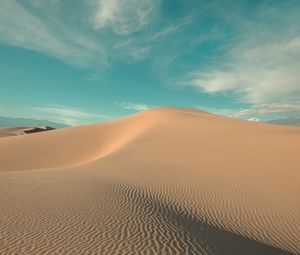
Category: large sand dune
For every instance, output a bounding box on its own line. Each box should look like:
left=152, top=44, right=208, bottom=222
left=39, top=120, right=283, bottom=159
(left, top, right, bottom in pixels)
left=0, top=107, right=299, bottom=254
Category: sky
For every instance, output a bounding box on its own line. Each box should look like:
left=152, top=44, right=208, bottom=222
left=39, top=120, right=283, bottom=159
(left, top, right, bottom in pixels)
left=1, top=0, right=300, bottom=126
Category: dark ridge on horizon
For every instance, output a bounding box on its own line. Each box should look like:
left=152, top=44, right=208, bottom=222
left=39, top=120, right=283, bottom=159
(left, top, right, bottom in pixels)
left=267, top=118, right=300, bottom=126
left=0, top=116, right=69, bottom=129
left=0, top=126, right=56, bottom=138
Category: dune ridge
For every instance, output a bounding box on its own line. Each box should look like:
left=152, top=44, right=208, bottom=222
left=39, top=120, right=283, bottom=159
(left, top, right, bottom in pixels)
left=0, top=110, right=157, bottom=171
left=0, top=107, right=299, bottom=254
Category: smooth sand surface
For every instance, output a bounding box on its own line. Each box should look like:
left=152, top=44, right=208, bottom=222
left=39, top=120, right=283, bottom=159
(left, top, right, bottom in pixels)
left=0, top=107, right=299, bottom=254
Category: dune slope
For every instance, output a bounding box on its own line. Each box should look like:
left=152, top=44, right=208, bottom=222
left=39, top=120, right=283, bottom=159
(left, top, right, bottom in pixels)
left=0, top=107, right=299, bottom=255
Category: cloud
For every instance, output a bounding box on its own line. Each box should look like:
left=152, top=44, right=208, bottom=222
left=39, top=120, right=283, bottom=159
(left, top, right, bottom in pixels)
left=231, top=103, right=300, bottom=119
left=0, top=0, right=160, bottom=66
left=247, top=117, right=260, bottom=122
left=196, top=106, right=236, bottom=117
left=149, top=16, right=194, bottom=41
left=92, top=0, right=160, bottom=34
left=197, top=103, right=300, bottom=122
left=113, top=39, right=152, bottom=61
left=153, top=26, right=224, bottom=76
left=110, top=14, right=200, bottom=64
left=28, top=106, right=110, bottom=126
left=0, top=0, right=106, bottom=67
left=186, top=2, right=300, bottom=105
left=119, top=102, right=152, bottom=111
left=0, top=0, right=222, bottom=70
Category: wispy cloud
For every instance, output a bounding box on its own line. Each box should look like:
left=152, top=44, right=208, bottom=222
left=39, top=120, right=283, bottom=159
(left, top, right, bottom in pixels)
left=149, top=16, right=193, bottom=41
left=28, top=106, right=111, bottom=126
left=118, top=102, right=153, bottom=111
left=231, top=103, right=300, bottom=120
left=247, top=117, right=260, bottom=122
left=0, top=0, right=221, bottom=71
left=195, top=106, right=236, bottom=116
left=0, top=0, right=162, bottom=67
left=91, top=0, right=160, bottom=34
left=197, top=103, right=300, bottom=122
left=113, top=39, right=152, bottom=61
left=185, top=2, right=300, bottom=105
left=0, top=0, right=106, bottom=67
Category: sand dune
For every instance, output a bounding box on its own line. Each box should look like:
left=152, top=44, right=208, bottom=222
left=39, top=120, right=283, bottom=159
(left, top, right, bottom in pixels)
left=0, top=107, right=299, bottom=254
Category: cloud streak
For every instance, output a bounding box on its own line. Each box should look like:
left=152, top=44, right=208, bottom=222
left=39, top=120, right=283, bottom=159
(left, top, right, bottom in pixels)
left=92, top=0, right=160, bottom=34
left=0, top=0, right=163, bottom=67
left=231, top=104, right=300, bottom=119
left=0, top=0, right=106, bottom=67
left=119, top=102, right=152, bottom=111
left=186, top=1, right=300, bottom=105
left=28, top=106, right=110, bottom=126
left=197, top=103, right=300, bottom=122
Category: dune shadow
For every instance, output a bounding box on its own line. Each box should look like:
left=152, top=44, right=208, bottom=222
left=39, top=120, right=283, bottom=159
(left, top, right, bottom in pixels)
left=116, top=181, right=296, bottom=255
left=159, top=201, right=296, bottom=255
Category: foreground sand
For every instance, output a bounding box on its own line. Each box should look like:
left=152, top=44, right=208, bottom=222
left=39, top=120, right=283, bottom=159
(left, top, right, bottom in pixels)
left=0, top=107, right=299, bottom=255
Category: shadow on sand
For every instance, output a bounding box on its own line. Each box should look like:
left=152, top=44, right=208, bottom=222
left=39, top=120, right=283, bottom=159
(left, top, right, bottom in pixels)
left=117, top=181, right=296, bottom=255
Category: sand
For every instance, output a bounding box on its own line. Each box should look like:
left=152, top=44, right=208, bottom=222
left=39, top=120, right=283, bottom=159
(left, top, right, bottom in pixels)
left=0, top=107, right=299, bottom=255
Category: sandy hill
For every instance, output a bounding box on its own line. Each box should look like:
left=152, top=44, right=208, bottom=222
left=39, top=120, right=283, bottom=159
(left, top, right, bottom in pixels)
left=0, top=107, right=299, bottom=255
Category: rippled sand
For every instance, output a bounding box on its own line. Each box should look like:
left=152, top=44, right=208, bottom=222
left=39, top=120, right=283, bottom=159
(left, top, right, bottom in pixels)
left=0, top=107, right=299, bottom=254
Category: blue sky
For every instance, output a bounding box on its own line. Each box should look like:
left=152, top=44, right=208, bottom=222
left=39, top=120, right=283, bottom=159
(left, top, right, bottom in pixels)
left=1, top=0, right=300, bottom=125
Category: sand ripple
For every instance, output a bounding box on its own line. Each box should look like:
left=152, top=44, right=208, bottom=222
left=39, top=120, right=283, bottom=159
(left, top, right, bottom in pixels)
left=0, top=169, right=297, bottom=255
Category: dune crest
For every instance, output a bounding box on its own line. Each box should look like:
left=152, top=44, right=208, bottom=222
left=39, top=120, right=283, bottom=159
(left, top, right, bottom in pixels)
left=0, top=107, right=299, bottom=254
left=0, top=110, right=158, bottom=171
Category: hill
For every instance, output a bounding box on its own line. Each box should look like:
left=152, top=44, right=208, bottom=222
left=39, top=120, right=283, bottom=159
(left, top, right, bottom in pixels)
left=0, top=116, right=69, bottom=128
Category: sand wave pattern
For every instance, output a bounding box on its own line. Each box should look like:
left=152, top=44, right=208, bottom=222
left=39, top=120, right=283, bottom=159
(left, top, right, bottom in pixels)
left=0, top=170, right=296, bottom=255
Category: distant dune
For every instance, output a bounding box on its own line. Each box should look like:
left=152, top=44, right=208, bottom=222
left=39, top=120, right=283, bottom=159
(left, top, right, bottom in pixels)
left=0, top=107, right=299, bottom=255
left=0, top=126, right=55, bottom=138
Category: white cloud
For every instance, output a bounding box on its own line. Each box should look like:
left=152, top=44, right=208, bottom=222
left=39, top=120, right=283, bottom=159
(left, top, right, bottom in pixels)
left=189, top=41, right=300, bottom=104
left=111, top=14, right=200, bottom=64
left=113, top=39, right=151, bottom=61
left=0, top=0, right=106, bottom=67
left=128, top=46, right=151, bottom=60
left=153, top=25, right=223, bottom=73
left=119, top=102, right=152, bottom=111
left=149, top=16, right=193, bottom=41
left=92, top=0, right=160, bottom=34
left=231, top=104, right=300, bottom=119
left=247, top=117, right=260, bottom=122
left=231, top=108, right=257, bottom=119
left=195, top=106, right=236, bottom=117
left=186, top=2, right=300, bottom=105
left=0, top=0, right=161, bottom=67
left=0, top=0, right=221, bottom=70
left=197, top=103, right=300, bottom=122
left=28, top=106, right=110, bottom=126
